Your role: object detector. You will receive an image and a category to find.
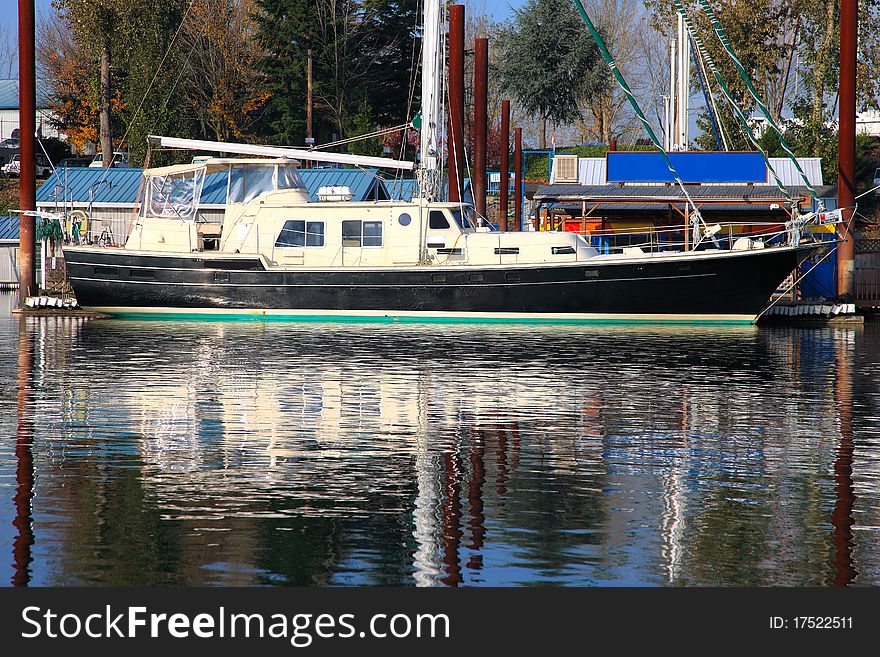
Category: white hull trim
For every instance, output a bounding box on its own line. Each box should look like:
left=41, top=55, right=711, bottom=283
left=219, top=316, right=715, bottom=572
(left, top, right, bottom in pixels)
left=85, top=306, right=758, bottom=325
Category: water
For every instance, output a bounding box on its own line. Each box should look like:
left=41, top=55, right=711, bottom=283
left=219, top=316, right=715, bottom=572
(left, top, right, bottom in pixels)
left=1, top=292, right=878, bottom=587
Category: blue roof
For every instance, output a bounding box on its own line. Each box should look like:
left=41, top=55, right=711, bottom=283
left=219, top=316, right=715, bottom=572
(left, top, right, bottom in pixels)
left=0, top=79, right=54, bottom=110
left=36, top=166, right=389, bottom=205
left=36, top=167, right=146, bottom=205
left=300, top=168, right=387, bottom=202
left=0, top=216, right=20, bottom=241
left=385, top=178, right=418, bottom=201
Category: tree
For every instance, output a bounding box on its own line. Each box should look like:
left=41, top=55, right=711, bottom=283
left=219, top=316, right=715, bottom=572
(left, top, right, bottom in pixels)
left=646, top=0, right=799, bottom=151
left=0, top=25, right=15, bottom=79
left=178, top=0, right=269, bottom=143
left=38, top=8, right=126, bottom=153
left=495, top=0, right=605, bottom=149
left=54, top=0, right=129, bottom=165
left=577, top=1, right=643, bottom=145
left=255, top=0, right=418, bottom=147
left=45, top=1, right=195, bottom=166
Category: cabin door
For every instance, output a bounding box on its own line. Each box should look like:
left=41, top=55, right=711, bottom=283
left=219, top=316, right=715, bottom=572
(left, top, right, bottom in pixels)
left=342, top=219, right=384, bottom=266
left=425, top=209, right=465, bottom=264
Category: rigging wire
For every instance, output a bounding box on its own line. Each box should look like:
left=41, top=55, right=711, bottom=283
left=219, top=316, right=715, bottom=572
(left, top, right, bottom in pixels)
left=692, top=37, right=730, bottom=150
left=696, top=0, right=824, bottom=211
left=570, top=0, right=707, bottom=242
left=672, top=0, right=794, bottom=209
left=689, top=34, right=723, bottom=151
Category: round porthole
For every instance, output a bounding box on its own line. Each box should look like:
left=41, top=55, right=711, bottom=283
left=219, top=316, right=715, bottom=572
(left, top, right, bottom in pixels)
left=398, top=212, right=412, bottom=226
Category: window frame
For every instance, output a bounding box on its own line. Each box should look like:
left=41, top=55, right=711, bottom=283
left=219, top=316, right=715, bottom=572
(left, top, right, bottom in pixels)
left=429, top=210, right=450, bottom=230
left=275, top=219, right=326, bottom=248
left=341, top=219, right=384, bottom=248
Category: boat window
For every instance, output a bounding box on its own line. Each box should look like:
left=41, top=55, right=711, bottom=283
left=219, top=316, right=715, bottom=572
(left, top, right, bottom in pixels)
left=342, top=220, right=383, bottom=247
left=228, top=167, right=244, bottom=202
left=275, top=220, right=325, bottom=247
left=429, top=211, right=450, bottom=229
left=147, top=168, right=205, bottom=220
left=244, top=165, right=275, bottom=202
left=450, top=208, right=475, bottom=229
left=228, top=164, right=276, bottom=203
left=277, top=165, right=305, bottom=190
left=363, top=221, right=383, bottom=247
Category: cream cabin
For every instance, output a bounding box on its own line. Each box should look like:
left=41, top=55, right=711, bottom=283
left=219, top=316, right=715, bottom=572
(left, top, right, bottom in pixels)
left=124, top=158, right=598, bottom=268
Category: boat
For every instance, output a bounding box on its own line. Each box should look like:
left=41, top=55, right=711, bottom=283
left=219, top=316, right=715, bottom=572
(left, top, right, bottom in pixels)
left=60, top=2, right=829, bottom=325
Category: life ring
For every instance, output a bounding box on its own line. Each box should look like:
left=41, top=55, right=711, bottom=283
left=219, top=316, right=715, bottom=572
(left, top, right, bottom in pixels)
left=66, top=210, right=89, bottom=243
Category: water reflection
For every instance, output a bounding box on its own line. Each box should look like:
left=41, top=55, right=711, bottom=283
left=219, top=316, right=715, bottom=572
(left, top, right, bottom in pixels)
left=12, top=316, right=34, bottom=587
left=2, top=303, right=878, bottom=586
left=833, top=335, right=856, bottom=586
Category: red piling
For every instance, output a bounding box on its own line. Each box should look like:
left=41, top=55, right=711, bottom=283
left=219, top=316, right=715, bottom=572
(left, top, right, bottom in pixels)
left=499, top=100, right=510, bottom=231
left=473, top=37, right=488, bottom=217
left=837, top=0, right=856, bottom=299
left=18, top=0, right=36, bottom=303
left=447, top=5, right=465, bottom=203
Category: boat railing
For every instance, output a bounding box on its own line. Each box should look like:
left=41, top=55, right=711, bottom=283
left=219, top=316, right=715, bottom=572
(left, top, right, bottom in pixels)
left=569, top=221, right=833, bottom=256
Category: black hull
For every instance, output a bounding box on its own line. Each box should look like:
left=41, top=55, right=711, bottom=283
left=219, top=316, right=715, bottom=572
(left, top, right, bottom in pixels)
left=63, top=245, right=815, bottom=322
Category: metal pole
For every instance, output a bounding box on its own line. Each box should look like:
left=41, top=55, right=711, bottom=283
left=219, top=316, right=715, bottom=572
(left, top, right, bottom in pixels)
left=447, top=4, right=465, bottom=203
left=499, top=99, right=510, bottom=231
left=838, top=0, right=857, bottom=300
left=473, top=37, right=488, bottom=218
left=514, top=127, right=523, bottom=231
left=669, top=39, right=676, bottom=150
left=677, top=13, right=688, bottom=150
left=306, top=49, right=314, bottom=155
left=18, top=0, right=36, bottom=304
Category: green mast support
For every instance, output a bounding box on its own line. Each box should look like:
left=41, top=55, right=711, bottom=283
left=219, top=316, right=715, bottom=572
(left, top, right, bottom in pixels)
left=696, top=0, right=823, bottom=210
left=570, top=0, right=704, bottom=236
left=671, top=0, right=794, bottom=208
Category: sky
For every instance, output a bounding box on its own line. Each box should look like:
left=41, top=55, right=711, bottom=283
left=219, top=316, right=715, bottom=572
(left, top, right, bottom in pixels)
left=1, top=0, right=527, bottom=41
left=0, top=0, right=528, bottom=79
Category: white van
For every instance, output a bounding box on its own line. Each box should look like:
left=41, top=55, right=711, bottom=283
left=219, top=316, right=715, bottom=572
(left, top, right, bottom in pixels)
left=89, top=151, right=130, bottom=168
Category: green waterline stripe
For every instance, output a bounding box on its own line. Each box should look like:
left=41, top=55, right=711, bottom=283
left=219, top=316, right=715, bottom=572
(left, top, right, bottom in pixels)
left=102, top=311, right=756, bottom=326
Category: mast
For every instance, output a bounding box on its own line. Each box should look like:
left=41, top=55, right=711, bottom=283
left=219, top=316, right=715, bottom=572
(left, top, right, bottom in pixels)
left=418, top=0, right=444, bottom=201
left=676, top=13, right=689, bottom=149
left=668, top=39, right=676, bottom=150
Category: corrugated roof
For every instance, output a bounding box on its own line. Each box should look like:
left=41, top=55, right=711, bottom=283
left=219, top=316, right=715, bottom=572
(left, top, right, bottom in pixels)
left=534, top=184, right=829, bottom=202
left=36, top=165, right=390, bottom=206
left=36, top=168, right=147, bottom=206
left=768, top=157, right=823, bottom=186
left=553, top=202, right=780, bottom=213
left=551, top=157, right=606, bottom=185
left=300, top=168, right=388, bottom=202
left=385, top=177, right=418, bottom=201
left=0, top=216, right=20, bottom=241
left=0, top=79, right=54, bottom=110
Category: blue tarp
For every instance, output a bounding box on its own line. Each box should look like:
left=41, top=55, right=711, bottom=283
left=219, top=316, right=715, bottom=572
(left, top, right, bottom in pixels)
left=607, top=151, right=768, bottom=184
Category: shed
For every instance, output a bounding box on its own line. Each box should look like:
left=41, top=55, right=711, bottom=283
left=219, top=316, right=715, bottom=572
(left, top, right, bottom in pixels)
left=0, top=216, right=20, bottom=287
left=532, top=183, right=837, bottom=237
left=549, top=155, right=824, bottom=187
left=0, top=78, right=62, bottom=142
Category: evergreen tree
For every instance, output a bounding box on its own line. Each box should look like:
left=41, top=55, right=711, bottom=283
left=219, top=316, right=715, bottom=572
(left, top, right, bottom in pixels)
left=254, top=0, right=418, bottom=147
left=495, top=0, right=605, bottom=148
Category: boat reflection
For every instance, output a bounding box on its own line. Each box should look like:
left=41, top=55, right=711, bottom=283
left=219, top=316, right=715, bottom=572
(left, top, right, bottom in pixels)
left=8, top=314, right=874, bottom=586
